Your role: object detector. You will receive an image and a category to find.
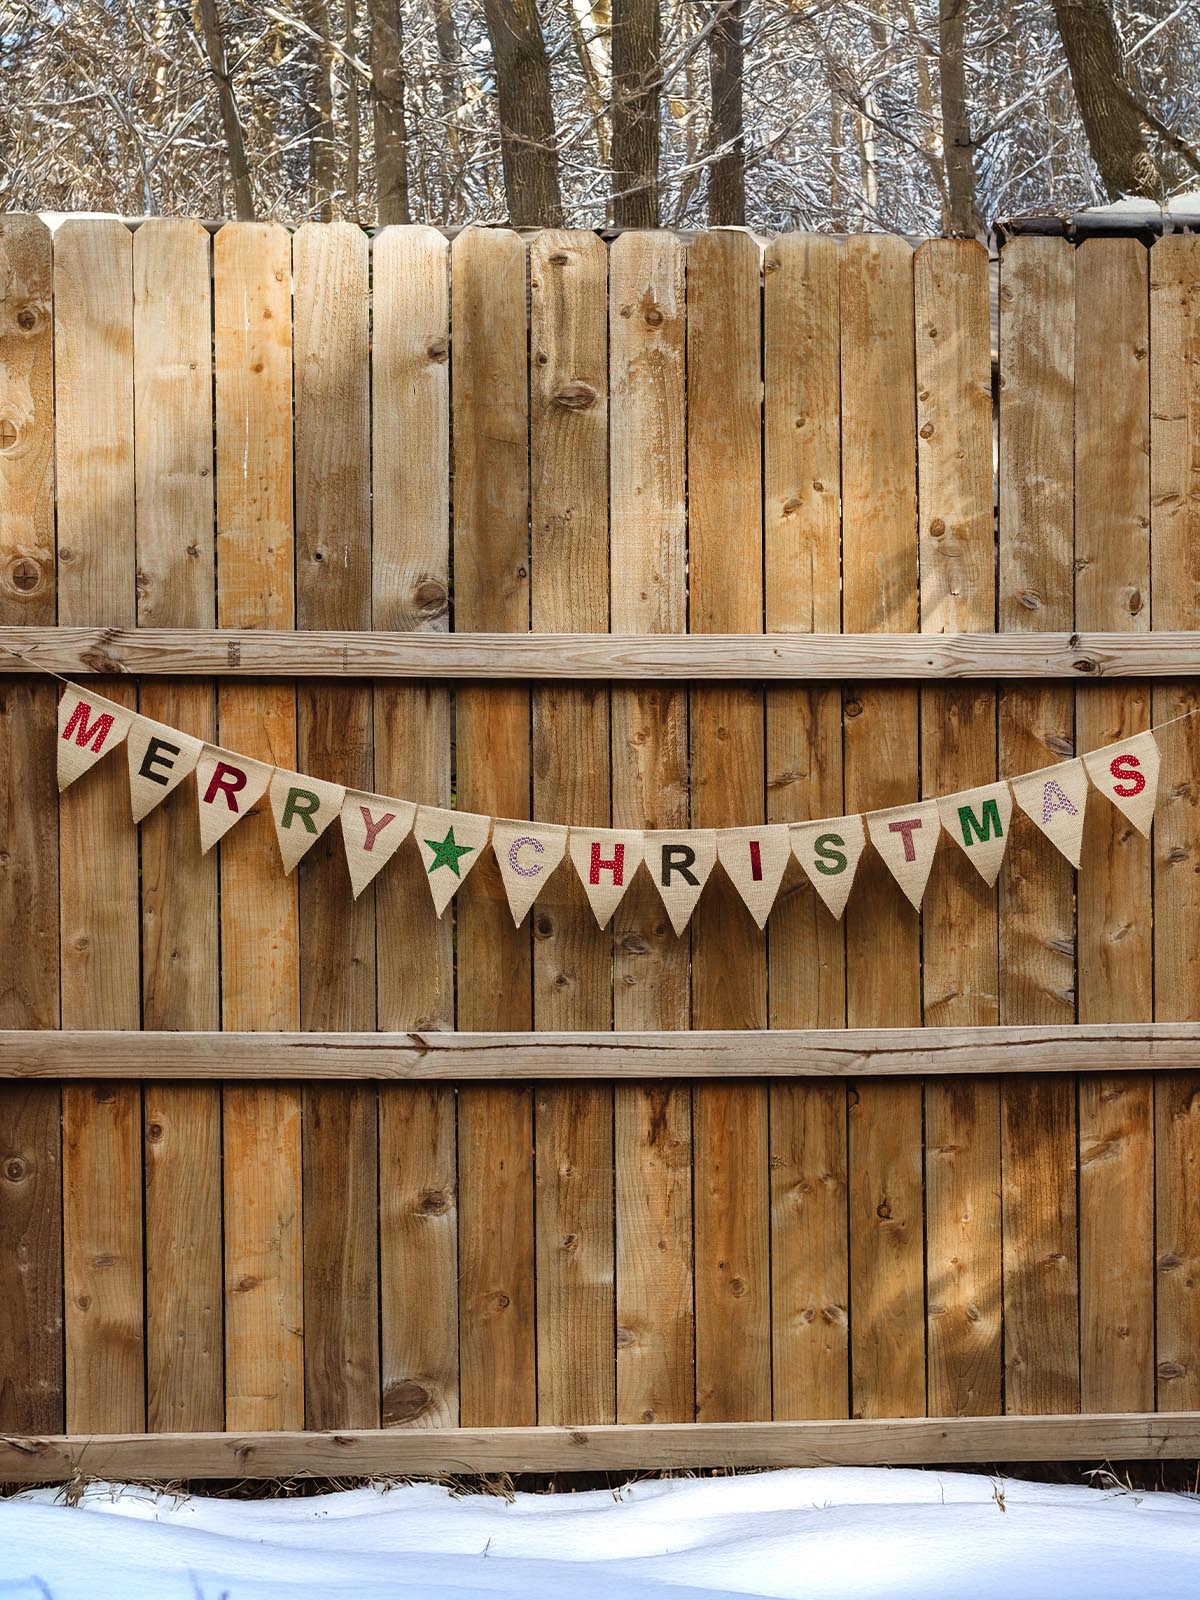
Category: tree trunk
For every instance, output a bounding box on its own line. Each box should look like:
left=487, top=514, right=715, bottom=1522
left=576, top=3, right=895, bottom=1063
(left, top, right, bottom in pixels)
left=939, top=0, right=976, bottom=234
left=482, top=0, right=563, bottom=227
left=707, top=0, right=745, bottom=226
left=345, top=0, right=361, bottom=218
left=1050, top=0, right=1163, bottom=201
left=301, top=0, right=337, bottom=219
left=195, top=0, right=255, bottom=220
left=611, top=0, right=660, bottom=227
left=369, top=0, right=410, bottom=224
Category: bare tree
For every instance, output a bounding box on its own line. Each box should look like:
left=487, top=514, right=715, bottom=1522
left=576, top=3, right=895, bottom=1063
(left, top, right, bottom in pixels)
left=1050, top=0, right=1163, bottom=200
left=708, top=0, right=745, bottom=225
left=939, top=0, right=976, bottom=233
left=194, top=0, right=255, bottom=220
left=369, top=0, right=410, bottom=222
left=301, top=0, right=337, bottom=217
left=611, top=0, right=661, bottom=226
left=482, top=0, right=563, bottom=226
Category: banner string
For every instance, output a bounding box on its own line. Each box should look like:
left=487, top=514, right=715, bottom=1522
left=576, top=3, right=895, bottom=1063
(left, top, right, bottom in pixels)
left=6, top=632, right=1200, bottom=788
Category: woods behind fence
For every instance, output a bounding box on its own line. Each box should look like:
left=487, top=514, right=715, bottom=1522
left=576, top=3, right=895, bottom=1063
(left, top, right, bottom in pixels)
left=1, top=216, right=1199, bottom=1464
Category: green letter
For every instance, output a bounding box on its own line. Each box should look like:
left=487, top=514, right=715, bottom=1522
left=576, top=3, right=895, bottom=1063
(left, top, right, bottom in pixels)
left=281, top=786, right=321, bottom=834
left=958, top=798, right=1002, bottom=848
left=813, top=831, right=846, bottom=875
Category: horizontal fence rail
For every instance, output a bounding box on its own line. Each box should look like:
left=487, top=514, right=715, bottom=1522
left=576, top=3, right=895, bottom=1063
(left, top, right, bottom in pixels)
left=5, top=1413, right=1200, bottom=1479
left=4, top=1025, right=1200, bottom=1079
left=3, top=626, right=1200, bottom=679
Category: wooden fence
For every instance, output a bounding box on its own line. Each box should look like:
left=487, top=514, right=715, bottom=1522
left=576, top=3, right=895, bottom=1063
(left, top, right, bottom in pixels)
left=1, top=215, right=1199, bottom=1478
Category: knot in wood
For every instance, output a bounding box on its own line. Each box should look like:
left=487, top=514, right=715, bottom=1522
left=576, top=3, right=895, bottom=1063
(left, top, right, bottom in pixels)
left=0, top=417, right=19, bottom=451
left=644, top=305, right=663, bottom=327
left=554, top=381, right=598, bottom=411
left=4, top=1158, right=26, bottom=1182
left=7, top=557, right=42, bottom=593
left=384, top=1379, right=432, bottom=1422
left=146, top=1122, right=164, bottom=1143
left=427, top=337, right=449, bottom=363
left=418, top=1189, right=449, bottom=1216
left=413, top=577, right=449, bottom=617
left=15, top=306, right=39, bottom=332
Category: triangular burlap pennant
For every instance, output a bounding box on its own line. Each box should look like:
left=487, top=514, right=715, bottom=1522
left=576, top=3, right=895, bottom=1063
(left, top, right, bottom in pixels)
left=866, top=800, right=942, bottom=910
left=340, top=790, right=416, bottom=899
left=195, top=744, right=274, bottom=854
left=415, top=805, right=491, bottom=916
left=492, top=818, right=569, bottom=927
left=790, top=814, right=866, bottom=920
left=938, top=781, right=1013, bottom=887
left=568, top=828, right=645, bottom=929
left=1011, top=759, right=1089, bottom=868
left=125, top=715, right=204, bottom=823
left=57, top=682, right=135, bottom=791
left=1083, top=731, right=1161, bottom=838
left=644, top=829, right=717, bottom=936
left=269, top=768, right=347, bottom=875
left=716, top=825, right=791, bottom=929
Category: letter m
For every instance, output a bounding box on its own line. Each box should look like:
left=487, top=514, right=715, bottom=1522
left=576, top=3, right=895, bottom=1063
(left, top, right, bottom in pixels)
left=62, top=699, right=115, bottom=753
left=958, top=798, right=1003, bottom=847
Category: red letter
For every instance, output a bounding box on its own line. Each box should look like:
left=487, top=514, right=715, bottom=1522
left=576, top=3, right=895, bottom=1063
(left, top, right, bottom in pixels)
left=61, top=700, right=115, bottom=753
left=589, top=840, right=625, bottom=886
left=1109, top=753, right=1146, bottom=799
left=888, top=817, right=923, bottom=862
left=203, top=761, right=248, bottom=812
left=748, top=839, right=763, bottom=882
left=359, top=806, right=396, bottom=852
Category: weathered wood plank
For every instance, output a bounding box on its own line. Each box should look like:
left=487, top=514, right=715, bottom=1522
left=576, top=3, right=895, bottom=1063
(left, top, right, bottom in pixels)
left=763, top=232, right=848, bottom=1422
left=7, top=625, right=1200, bottom=679
left=452, top=227, right=536, bottom=1431
left=133, top=217, right=223, bottom=1434
left=609, top=230, right=694, bottom=1428
left=530, top=230, right=614, bottom=1429
left=997, top=233, right=1080, bottom=1417
left=293, top=221, right=379, bottom=1433
left=1074, top=237, right=1155, bottom=1417
left=54, top=216, right=144, bottom=1435
left=8, top=1412, right=1200, bottom=1480
left=687, top=230, right=771, bottom=1426
left=6, top=1024, right=1200, bottom=1078
left=1150, top=233, right=1200, bottom=1413
left=372, top=226, right=457, bottom=1431
left=916, top=238, right=1002, bottom=1422
left=212, top=220, right=303, bottom=1433
left=841, top=232, right=925, bottom=1421
left=0, top=214, right=62, bottom=1433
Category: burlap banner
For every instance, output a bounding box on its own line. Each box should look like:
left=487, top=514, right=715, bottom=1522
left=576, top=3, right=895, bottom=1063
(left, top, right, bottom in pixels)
left=126, top=714, right=204, bottom=823
left=568, top=828, right=645, bottom=929
left=1083, top=731, right=1161, bottom=837
left=717, top=825, right=792, bottom=928
left=938, top=780, right=1013, bottom=887
left=340, top=791, right=416, bottom=899
left=492, top=819, right=569, bottom=926
left=46, top=686, right=1178, bottom=933
left=790, top=814, right=867, bottom=920
left=195, top=744, right=274, bottom=853
left=269, top=769, right=347, bottom=875
left=866, top=800, right=942, bottom=910
left=644, top=829, right=717, bottom=935
left=415, top=805, right=491, bottom=916
left=1011, top=758, right=1089, bottom=867
left=57, top=682, right=135, bottom=791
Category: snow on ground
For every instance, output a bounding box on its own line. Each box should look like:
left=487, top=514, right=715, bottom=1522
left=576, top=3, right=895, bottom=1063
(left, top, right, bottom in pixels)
left=3, top=1466, right=1200, bottom=1599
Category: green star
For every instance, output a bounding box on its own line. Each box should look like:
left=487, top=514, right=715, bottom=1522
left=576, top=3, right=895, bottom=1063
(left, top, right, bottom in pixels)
left=424, top=825, right=475, bottom=877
